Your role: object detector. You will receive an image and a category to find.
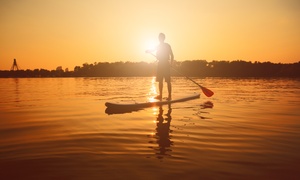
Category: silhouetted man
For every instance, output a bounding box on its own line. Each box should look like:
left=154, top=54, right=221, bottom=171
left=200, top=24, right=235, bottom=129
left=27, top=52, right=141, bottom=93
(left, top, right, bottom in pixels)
left=147, top=33, right=174, bottom=100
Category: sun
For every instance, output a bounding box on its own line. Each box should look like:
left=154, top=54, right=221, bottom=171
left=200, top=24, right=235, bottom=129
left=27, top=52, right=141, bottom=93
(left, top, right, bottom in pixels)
left=145, top=39, right=157, bottom=51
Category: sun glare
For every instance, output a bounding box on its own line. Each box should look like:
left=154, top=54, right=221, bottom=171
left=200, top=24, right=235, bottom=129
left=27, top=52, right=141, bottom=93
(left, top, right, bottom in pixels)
left=147, top=77, right=158, bottom=102
left=145, top=40, right=157, bottom=51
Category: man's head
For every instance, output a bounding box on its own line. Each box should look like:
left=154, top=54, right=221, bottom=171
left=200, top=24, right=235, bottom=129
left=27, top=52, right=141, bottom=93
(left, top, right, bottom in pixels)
left=158, top=33, right=165, bottom=43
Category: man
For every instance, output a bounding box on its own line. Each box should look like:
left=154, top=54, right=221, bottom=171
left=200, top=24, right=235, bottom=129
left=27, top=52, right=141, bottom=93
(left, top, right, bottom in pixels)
left=146, top=33, right=174, bottom=100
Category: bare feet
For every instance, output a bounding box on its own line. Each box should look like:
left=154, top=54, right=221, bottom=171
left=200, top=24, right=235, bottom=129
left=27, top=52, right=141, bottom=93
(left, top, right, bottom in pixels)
left=166, top=96, right=172, bottom=101
left=155, top=95, right=162, bottom=100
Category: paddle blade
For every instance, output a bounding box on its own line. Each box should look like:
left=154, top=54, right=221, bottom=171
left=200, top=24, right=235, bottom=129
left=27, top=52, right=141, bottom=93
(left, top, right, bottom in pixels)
left=200, top=86, right=214, bottom=97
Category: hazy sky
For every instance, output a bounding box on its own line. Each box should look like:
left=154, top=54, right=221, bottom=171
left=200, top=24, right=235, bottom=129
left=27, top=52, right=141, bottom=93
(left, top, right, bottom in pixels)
left=1, top=0, right=299, bottom=70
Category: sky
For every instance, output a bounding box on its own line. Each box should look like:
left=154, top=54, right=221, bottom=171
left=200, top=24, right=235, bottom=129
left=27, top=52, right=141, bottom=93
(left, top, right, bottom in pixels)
left=1, top=0, right=299, bottom=70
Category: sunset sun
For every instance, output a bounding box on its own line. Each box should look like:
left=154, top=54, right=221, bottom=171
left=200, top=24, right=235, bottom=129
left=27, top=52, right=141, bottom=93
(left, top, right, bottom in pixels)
left=145, top=39, right=157, bottom=51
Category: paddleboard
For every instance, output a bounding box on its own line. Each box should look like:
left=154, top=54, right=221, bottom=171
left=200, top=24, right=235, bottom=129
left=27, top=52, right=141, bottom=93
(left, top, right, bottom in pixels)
left=105, top=93, right=200, bottom=110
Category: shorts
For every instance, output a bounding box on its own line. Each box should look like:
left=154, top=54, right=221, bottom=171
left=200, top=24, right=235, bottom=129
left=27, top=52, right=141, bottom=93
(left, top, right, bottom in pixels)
left=156, top=62, right=171, bottom=83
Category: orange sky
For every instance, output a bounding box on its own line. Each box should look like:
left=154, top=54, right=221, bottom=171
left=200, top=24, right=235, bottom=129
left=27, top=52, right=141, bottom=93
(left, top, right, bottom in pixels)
left=1, top=0, right=299, bottom=70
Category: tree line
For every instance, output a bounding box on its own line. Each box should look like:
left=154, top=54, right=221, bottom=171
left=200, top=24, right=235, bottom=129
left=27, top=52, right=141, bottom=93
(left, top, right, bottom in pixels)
left=1, top=60, right=299, bottom=78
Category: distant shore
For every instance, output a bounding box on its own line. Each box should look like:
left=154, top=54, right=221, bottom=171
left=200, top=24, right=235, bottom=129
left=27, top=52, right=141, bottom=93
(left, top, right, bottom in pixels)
left=1, top=60, right=300, bottom=78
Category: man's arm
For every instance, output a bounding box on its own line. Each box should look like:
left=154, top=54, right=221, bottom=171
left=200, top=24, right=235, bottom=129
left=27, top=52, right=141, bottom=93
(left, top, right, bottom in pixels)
left=145, top=45, right=157, bottom=54
left=145, top=49, right=155, bottom=53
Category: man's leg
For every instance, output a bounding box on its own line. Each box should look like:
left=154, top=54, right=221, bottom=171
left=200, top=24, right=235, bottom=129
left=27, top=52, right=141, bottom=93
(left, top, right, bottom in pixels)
left=167, top=81, right=172, bottom=99
left=159, top=81, right=163, bottom=98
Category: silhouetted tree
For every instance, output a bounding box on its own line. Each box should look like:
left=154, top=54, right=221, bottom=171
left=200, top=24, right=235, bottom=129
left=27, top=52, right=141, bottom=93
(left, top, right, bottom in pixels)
left=0, top=60, right=299, bottom=78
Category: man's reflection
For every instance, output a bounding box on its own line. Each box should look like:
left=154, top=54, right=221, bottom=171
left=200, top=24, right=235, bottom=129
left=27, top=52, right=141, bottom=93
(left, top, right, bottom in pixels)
left=151, top=104, right=173, bottom=159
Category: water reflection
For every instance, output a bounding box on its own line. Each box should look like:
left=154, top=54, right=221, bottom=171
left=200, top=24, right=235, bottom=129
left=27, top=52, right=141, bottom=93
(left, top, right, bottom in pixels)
left=149, top=104, right=173, bottom=159
left=147, top=77, right=158, bottom=102
left=200, top=101, right=214, bottom=109
left=196, top=101, right=214, bottom=119
left=14, top=78, right=20, bottom=103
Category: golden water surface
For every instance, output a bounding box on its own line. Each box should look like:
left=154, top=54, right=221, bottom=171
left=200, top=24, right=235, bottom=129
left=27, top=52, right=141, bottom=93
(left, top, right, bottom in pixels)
left=0, top=77, right=300, bottom=179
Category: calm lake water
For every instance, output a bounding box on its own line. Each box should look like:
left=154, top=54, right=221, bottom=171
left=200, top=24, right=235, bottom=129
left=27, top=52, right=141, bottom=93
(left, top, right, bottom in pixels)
left=0, top=77, right=300, bottom=179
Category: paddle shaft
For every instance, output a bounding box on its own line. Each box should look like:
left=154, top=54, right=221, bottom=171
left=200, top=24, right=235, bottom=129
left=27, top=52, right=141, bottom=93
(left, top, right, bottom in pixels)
left=171, top=68, right=204, bottom=88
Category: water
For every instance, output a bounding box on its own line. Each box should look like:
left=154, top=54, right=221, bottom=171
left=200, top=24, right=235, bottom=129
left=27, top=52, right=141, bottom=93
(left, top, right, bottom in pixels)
left=0, top=77, right=300, bottom=179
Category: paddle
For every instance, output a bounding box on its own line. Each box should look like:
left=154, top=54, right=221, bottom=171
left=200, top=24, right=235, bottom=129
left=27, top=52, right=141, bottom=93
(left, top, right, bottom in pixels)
left=147, top=52, right=214, bottom=97
left=171, top=68, right=214, bottom=97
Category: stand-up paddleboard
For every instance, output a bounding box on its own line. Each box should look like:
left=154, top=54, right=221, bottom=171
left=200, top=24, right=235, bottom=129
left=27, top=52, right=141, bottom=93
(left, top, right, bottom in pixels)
left=105, top=93, right=200, bottom=114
